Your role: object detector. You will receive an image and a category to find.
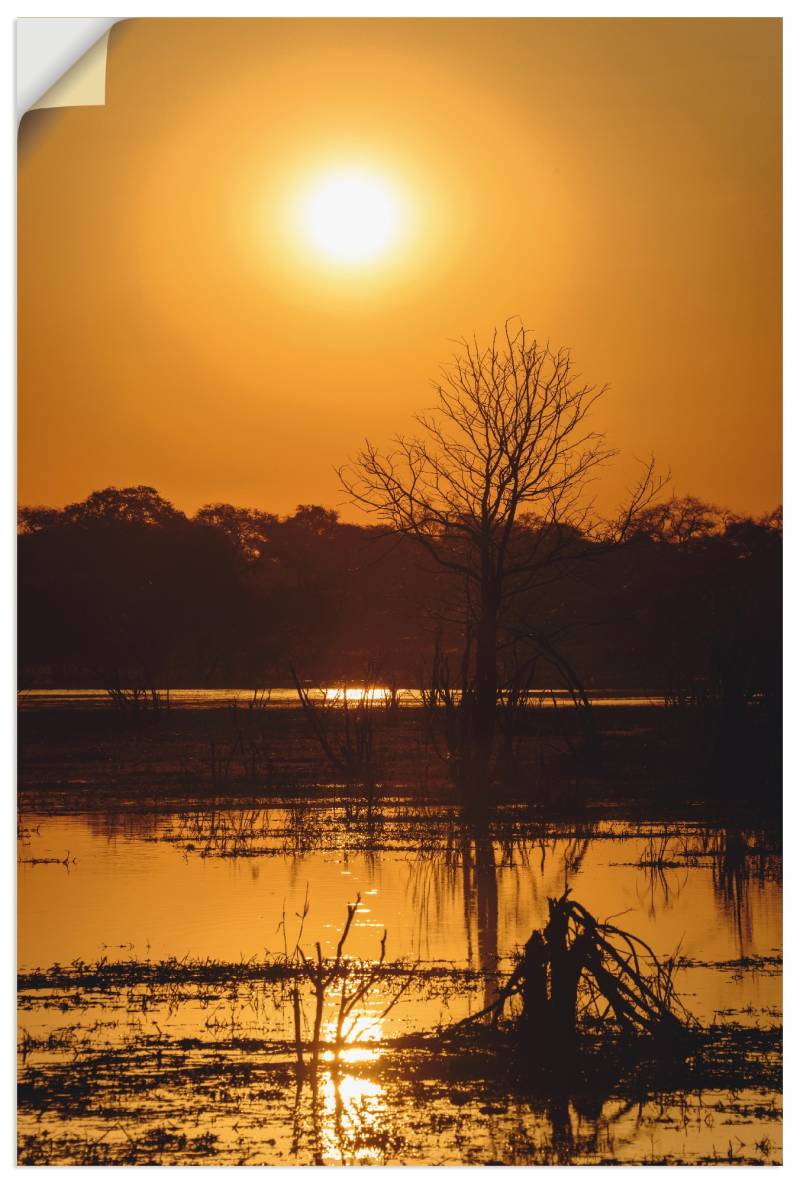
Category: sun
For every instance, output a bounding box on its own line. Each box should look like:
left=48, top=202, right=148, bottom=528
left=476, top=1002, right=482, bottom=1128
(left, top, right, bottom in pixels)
left=297, top=168, right=404, bottom=266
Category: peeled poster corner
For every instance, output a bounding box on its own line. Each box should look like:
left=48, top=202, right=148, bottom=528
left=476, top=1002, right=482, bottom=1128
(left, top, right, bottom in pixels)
left=17, top=18, right=118, bottom=119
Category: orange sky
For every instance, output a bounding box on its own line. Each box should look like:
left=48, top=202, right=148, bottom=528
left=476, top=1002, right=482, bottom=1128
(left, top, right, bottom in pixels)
left=18, top=18, right=782, bottom=519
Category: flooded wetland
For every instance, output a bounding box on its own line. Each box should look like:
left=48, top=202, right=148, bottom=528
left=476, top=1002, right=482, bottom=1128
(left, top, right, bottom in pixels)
left=18, top=11, right=783, bottom=1168
left=18, top=785, right=782, bottom=1165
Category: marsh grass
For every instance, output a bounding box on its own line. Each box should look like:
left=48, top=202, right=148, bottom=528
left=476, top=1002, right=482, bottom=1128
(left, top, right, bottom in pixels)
left=17, top=946, right=782, bottom=1165
left=291, top=669, right=384, bottom=801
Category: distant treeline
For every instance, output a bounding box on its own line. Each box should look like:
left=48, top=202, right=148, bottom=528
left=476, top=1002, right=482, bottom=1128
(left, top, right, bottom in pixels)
left=18, top=485, right=781, bottom=699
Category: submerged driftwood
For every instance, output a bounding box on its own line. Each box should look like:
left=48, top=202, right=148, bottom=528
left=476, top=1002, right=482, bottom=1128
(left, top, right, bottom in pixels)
left=455, top=890, right=693, bottom=1067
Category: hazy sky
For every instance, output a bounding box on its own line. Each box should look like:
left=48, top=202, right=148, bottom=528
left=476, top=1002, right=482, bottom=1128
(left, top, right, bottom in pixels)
left=19, top=18, right=781, bottom=518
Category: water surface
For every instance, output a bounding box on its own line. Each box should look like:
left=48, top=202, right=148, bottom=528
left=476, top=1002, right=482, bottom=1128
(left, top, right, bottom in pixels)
left=17, top=807, right=782, bottom=1165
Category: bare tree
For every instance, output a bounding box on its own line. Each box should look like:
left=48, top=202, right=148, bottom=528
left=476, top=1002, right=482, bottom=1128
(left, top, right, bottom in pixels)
left=340, top=320, right=662, bottom=795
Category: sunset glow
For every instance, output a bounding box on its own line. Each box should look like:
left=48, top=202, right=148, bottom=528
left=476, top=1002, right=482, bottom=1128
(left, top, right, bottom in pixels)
left=18, top=19, right=781, bottom=516
left=16, top=17, right=783, bottom=1168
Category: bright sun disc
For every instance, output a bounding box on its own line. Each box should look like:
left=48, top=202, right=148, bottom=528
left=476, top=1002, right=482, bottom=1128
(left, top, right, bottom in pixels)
left=298, top=169, right=402, bottom=265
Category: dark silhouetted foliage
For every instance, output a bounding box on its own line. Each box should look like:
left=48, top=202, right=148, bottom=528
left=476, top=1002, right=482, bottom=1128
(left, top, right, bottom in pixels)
left=18, top=487, right=781, bottom=726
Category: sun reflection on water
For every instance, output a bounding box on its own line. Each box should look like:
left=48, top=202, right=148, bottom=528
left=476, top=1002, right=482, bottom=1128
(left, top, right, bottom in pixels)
left=304, top=1006, right=392, bottom=1164
left=323, top=686, right=392, bottom=703
left=320, top=1070, right=389, bottom=1165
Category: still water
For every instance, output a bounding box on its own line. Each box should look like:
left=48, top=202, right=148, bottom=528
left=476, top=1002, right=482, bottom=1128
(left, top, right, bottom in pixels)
left=18, top=687, right=668, bottom=710
left=18, top=808, right=782, bottom=1165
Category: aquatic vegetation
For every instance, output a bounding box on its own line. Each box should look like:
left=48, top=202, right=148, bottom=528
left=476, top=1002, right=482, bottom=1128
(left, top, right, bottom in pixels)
left=291, top=668, right=385, bottom=797
left=17, top=947, right=782, bottom=1165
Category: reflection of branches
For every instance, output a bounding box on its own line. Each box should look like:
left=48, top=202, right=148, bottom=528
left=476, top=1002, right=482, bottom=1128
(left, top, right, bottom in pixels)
left=563, top=838, right=590, bottom=882
left=635, top=838, right=689, bottom=918
left=678, top=827, right=781, bottom=957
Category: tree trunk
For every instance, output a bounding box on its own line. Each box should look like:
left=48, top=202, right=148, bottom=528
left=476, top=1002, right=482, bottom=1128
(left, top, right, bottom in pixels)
left=519, top=930, right=549, bottom=1044
left=543, top=897, right=585, bottom=1061
left=472, top=589, right=498, bottom=794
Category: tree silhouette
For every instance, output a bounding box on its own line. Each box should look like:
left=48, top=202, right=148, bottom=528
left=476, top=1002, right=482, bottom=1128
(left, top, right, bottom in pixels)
left=194, top=503, right=277, bottom=560
left=340, top=320, right=662, bottom=793
left=18, top=480, right=779, bottom=765
left=61, top=485, right=185, bottom=527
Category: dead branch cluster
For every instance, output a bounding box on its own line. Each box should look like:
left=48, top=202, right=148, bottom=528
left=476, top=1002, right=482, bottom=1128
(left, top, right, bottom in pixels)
left=457, top=890, right=693, bottom=1054
left=284, top=892, right=412, bottom=1074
